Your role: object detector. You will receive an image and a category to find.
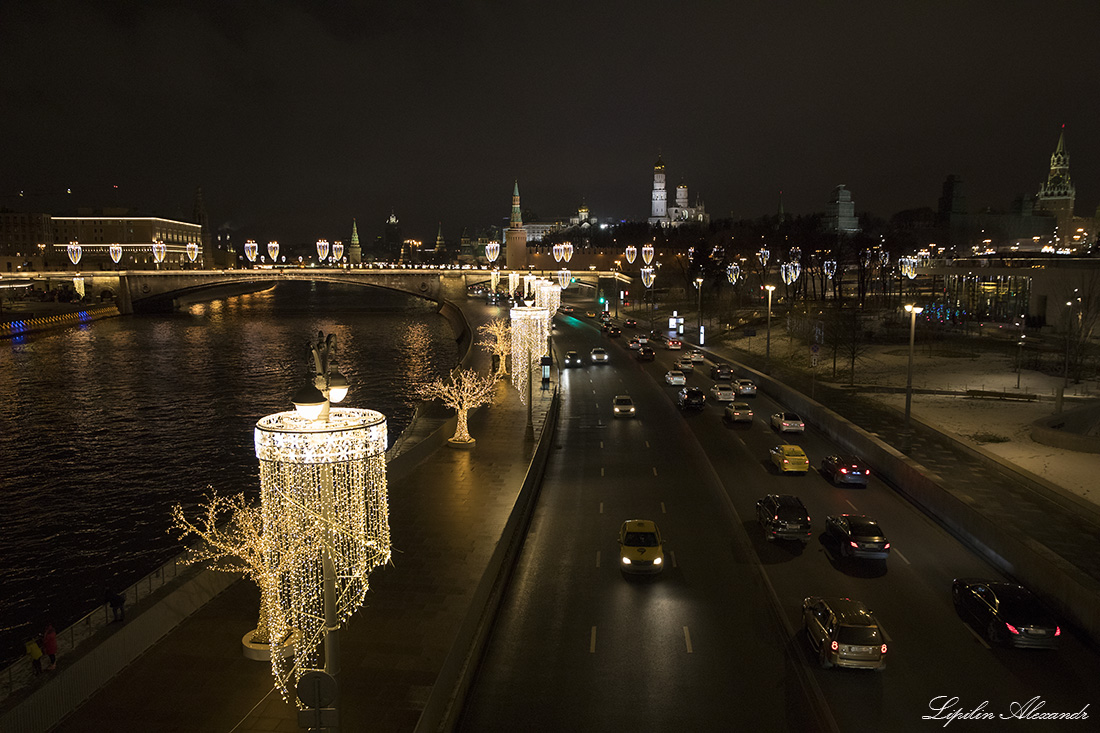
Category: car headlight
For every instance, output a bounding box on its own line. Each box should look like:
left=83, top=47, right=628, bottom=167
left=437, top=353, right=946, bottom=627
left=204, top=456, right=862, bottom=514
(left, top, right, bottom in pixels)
left=653, top=556, right=662, bottom=565
left=621, top=556, right=631, bottom=565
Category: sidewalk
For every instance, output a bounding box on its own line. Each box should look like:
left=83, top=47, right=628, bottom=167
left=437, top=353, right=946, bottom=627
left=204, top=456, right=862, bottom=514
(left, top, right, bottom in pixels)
left=10, top=299, right=557, bottom=733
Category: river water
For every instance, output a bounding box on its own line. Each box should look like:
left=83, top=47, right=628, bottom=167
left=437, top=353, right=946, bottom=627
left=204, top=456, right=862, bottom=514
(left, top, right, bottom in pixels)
left=0, top=281, right=458, bottom=664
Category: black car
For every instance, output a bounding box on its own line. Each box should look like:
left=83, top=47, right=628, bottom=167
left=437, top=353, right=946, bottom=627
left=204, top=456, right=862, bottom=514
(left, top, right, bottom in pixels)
left=710, top=364, right=734, bottom=381
left=756, top=494, right=812, bottom=543
left=676, top=386, right=706, bottom=410
left=607, top=326, right=622, bottom=337
left=952, top=578, right=1061, bottom=649
left=636, top=346, right=656, bottom=362
left=563, top=350, right=581, bottom=367
left=820, top=455, right=870, bottom=486
left=824, top=514, right=890, bottom=560
left=624, top=318, right=637, bottom=328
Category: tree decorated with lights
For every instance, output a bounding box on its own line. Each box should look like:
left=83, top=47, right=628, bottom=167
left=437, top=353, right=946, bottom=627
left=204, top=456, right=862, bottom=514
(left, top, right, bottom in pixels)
left=417, top=368, right=498, bottom=444
left=477, top=318, right=512, bottom=378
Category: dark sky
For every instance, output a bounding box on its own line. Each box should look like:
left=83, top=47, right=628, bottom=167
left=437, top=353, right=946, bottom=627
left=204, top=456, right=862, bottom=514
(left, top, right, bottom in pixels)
left=3, top=1, right=1098, bottom=246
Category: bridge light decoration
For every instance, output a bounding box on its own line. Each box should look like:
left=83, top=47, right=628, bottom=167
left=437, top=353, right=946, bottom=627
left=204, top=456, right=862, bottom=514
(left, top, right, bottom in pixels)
left=523, top=273, right=537, bottom=299
left=268, top=241, right=280, bottom=261
left=510, top=305, right=548, bottom=405
left=757, top=248, right=770, bottom=268
left=186, top=242, right=199, bottom=262
left=900, top=257, right=918, bottom=279
left=245, top=240, right=259, bottom=262
left=508, top=272, right=519, bottom=298
left=726, top=263, right=741, bottom=285
left=490, top=269, right=500, bottom=292
left=862, top=249, right=874, bottom=268
left=557, top=268, right=571, bottom=289
left=109, top=244, right=122, bottom=264
left=153, top=240, right=167, bottom=264
left=316, top=240, right=330, bottom=262
left=562, top=242, right=573, bottom=263
left=67, top=241, right=82, bottom=266
left=333, top=241, right=345, bottom=262
left=625, top=245, right=637, bottom=264
left=879, top=249, right=889, bottom=267
left=824, top=260, right=837, bottom=279
left=642, top=243, right=654, bottom=265
left=255, top=332, right=390, bottom=701
left=781, top=262, right=801, bottom=285
left=641, top=267, right=656, bottom=289
left=552, top=243, right=564, bottom=263
left=485, top=241, right=500, bottom=264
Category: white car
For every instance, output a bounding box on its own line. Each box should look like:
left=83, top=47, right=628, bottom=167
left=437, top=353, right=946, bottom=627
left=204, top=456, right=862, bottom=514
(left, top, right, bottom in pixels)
left=636, top=334, right=649, bottom=345
left=710, top=383, right=736, bottom=402
left=666, top=338, right=683, bottom=350
left=627, top=337, right=642, bottom=350
left=675, top=356, right=695, bottom=373
left=734, top=379, right=757, bottom=397
left=590, top=347, right=609, bottom=364
left=689, top=349, right=705, bottom=363
left=771, top=412, right=806, bottom=433
left=724, top=402, right=754, bottom=423
left=612, top=394, right=636, bottom=417
left=664, top=370, right=687, bottom=386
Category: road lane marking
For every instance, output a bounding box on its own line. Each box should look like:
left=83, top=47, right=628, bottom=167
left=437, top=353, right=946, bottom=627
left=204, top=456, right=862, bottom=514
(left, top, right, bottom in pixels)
left=963, top=623, right=992, bottom=649
left=600, top=441, right=604, bottom=449
left=599, top=502, right=603, bottom=514
left=590, top=626, right=597, bottom=653
left=683, top=626, right=694, bottom=653
left=893, top=548, right=911, bottom=565
left=596, top=551, right=601, bottom=568
left=601, top=467, right=605, bottom=476
left=661, top=502, right=666, bottom=514
left=668, top=550, right=677, bottom=568
left=652, top=467, right=658, bottom=476
left=845, top=500, right=859, bottom=511
left=645, top=441, right=650, bottom=448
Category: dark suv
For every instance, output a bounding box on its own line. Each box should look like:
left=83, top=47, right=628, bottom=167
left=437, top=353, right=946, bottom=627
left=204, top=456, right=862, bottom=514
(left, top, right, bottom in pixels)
left=710, top=363, right=734, bottom=381
left=756, top=494, right=812, bottom=543
left=676, top=386, right=706, bottom=410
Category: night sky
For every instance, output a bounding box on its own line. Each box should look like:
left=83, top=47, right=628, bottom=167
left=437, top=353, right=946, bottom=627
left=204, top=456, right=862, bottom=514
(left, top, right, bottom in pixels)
left=3, top=1, right=1098, bottom=246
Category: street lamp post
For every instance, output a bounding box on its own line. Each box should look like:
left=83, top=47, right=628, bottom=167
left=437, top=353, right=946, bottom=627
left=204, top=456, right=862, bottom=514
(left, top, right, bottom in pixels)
left=765, top=284, right=776, bottom=370
left=904, top=304, right=924, bottom=429
left=1016, top=315, right=1026, bottom=390
left=695, top=276, right=704, bottom=344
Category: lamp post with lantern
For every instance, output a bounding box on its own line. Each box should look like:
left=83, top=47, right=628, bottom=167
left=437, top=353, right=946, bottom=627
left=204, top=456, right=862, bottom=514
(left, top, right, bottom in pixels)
left=904, top=304, right=924, bottom=429
left=765, top=284, right=776, bottom=371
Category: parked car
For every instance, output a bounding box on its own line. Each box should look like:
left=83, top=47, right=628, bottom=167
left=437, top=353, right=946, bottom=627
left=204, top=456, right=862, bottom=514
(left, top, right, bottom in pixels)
left=733, top=378, right=757, bottom=396
left=711, top=364, right=734, bottom=381
left=724, top=402, right=754, bottom=423
left=675, top=356, right=695, bottom=373
left=624, top=318, right=637, bottom=328
left=820, top=455, right=870, bottom=486
left=710, top=383, right=736, bottom=402
left=769, top=445, right=810, bottom=474
left=825, top=514, right=891, bottom=560
left=771, top=412, right=805, bottom=433
left=563, top=350, right=581, bottom=367
left=756, top=494, right=812, bottom=543
left=688, top=349, right=705, bottom=363
left=666, top=338, right=683, bottom=350
left=664, top=370, right=686, bottom=385
left=636, top=346, right=656, bottom=362
left=618, top=519, right=665, bottom=575
left=802, top=597, right=887, bottom=670
left=677, top=386, right=706, bottom=409
left=952, top=578, right=1061, bottom=649
left=590, top=347, right=609, bottom=364
left=612, top=394, right=636, bottom=418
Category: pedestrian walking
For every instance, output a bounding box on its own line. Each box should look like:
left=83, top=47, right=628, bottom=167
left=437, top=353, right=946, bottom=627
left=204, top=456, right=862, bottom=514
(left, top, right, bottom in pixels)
left=42, top=623, right=57, bottom=670
left=25, top=638, right=43, bottom=675
left=104, top=589, right=125, bottom=622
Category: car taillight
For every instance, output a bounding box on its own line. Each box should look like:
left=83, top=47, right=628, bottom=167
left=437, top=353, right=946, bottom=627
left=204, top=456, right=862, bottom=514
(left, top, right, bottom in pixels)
left=881, top=644, right=887, bottom=654
left=1055, top=626, right=1061, bottom=636
left=839, top=468, right=848, bottom=474
left=884, top=543, right=890, bottom=549
left=849, top=541, right=858, bottom=548
left=831, top=640, right=838, bottom=651
left=1005, top=623, right=1020, bottom=635
left=783, top=459, right=789, bottom=464
left=865, top=469, right=870, bottom=475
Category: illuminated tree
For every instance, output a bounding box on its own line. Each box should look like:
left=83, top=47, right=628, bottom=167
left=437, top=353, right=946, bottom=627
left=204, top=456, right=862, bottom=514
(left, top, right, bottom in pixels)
left=417, top=368, right=498, bottom=443
left=478, top=318, right=511, bottom=377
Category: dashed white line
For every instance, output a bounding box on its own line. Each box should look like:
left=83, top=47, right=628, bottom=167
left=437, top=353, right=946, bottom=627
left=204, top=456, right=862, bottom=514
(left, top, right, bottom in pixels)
left=600, top=467, right=605, bottom=477
left=590, top=626, right=597, bottom=653
left=595, top=551, right=601, bottom=568
left=645, top=441, right=650, bottom=448
left=683, top=626, right=694, bottom=653
left=893, top=548, right=911, bottom=565
left=846, top=500, right=859, bottom=511
left=661, top=502, right=666, bottom=514
left=963, top=623, right=992, bottom=649
left=652, top=467, right=658, bottom=476
left=668, top=550, right=677, bottom=568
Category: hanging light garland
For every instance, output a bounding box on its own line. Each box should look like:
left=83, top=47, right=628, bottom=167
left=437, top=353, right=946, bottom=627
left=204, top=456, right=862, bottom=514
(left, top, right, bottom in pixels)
left=333, top=241, right=345, bottom=261
left=245, top=240, right=259, bottom=262
left=485, top=241, right=500, bottom=264
left=508, top=272, right=519, bottom=297
left=641, top=267, right=656, bottom=289
left=268, top=241, right=280, bottom=261
left=824, top=260, right=837, bottom=279
left=316, top=239, right=330, bottom=262
left=900, top=257, right=918, bottom=279
left=186, top=242, right=199, bottom=262
left=642, top=243, right=655, bottom=265
left=781, top=262, right=801, bottom=285
left=552, top=243, right=564, bottom=263
left=557, top=268, right=571, bottom=289
left=491, top=269, right=500, bottom=292
left=109, top=244, right=122, bottom=264
left=726, top=263, right=741, bottom=285
left=67, top=241, right=81, bottom=266
left=153, top=240, right=167, bottom=263
left=524, top=273, right=537, bottom=299
left=510, top=306, right=548, bottom=404
left=879, top=249, right=889, bottom=267
left=562, top=242, right=573, bottom=263
left=757, top=247, right=770, bottom=268
left=625, top=245, right=637, bottom=264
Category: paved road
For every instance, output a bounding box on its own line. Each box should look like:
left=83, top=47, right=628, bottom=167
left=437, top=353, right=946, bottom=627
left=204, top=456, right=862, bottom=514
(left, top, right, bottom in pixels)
left=460, top=313, right=1100, bottom=731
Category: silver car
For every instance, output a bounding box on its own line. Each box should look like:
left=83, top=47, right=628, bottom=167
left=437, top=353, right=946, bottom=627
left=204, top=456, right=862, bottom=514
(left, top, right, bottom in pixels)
left=612, top=394, right=636, bottom=418
left=802, top=597, right=887, bottom=670
left=590, top=347, right=609, bottom=364
left=664, top=370, right=686, bottom=385
left=710, top=383, right=736, bottom=402
left=724, top=402, right=754, bottom=423
left=733, top=378, right=757, bottom=396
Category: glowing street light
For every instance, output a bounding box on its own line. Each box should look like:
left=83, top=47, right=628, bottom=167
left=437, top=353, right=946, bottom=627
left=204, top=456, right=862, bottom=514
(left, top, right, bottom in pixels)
left=765, top=284, right=776, bottom=369
left=694, top=276, right=704, bottom=343
left=904, top=304, right=924, bottom=429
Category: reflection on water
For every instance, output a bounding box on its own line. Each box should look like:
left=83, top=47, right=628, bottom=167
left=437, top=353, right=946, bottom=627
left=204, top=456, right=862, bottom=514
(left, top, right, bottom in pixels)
left=0, top=281, right=457, bottom=664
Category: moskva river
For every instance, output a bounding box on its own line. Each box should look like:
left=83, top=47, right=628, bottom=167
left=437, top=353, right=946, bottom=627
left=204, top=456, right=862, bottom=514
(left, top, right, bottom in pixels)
left=0, top=281, right=458, bottom=665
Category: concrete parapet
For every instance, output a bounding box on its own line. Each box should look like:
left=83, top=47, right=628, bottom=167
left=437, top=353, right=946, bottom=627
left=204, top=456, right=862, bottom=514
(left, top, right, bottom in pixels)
left=1032, top=402, right=1100, bottom=453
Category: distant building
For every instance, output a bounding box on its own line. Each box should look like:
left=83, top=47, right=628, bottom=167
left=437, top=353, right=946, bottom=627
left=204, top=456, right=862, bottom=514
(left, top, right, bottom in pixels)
left=49, top=213, right=205, bottom=269
left=824, top=185, right=860, bottom=235
left=1034, top=126, right=1095, bottom=250
left=505, top=181, right=528, bottom=268
left=648, top=154, right=708, bottom=227
left=373, top=210, right=402, bottom=262
left=348, top=218, right=362, bottom=264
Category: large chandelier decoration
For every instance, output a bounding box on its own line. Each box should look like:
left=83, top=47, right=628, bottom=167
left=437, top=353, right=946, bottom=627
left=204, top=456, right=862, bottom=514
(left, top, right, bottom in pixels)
left=109, top=244, right=122, bottom=264
left=557, top=268, right=571, bottom=289
left=153, top=240, right=167, bottom=263
left=316, top=239, right=330, bottom=262
left=536, top=279, right=561, bottom=332
left=642, top=243, right=655, bottom=265
left=900, top=257, right=919, bottom=279
left=757, top=247, right=770, bottom=268
left=641, top=267, right=656, bottom=289
left=245, top=240, right=259, bottom=262
left=485, top=241, right=500, bottom=264
left=508, top=272, right=520, bottom=297
left=268, top=241, right=280, bottom=261
left=553, top=243, right=564, bottom=263
left=625, top=245, right=637, bottom=264
left=333, top=241, right=344, bottom=262
left=824, top=260, right=837, bottom=279
left=561, top=242, right=573, bottom=263
left=510, top=305, right=549, bottom=404
left=490, top=270, right=500, bottom=292
left=726, top=263, right=741, bottom=285
left=781, top=262, right=801, bottom=285
left=67, top=241, right=81, bottom=266
left=255, top=332, right=390, bottom=702
left=186, top=243, right=199, bottom=262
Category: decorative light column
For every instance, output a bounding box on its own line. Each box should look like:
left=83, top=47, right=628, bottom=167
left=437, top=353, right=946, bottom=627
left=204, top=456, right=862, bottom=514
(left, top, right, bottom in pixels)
left=254, top=332, right=390, bottom=712
left=511, top=304, right=548, bottom=441
left=904, top=304, right=924, bottom=429
left=694, top=276, right=704, bottom=344
left=765, top=284, right=776, bottom=370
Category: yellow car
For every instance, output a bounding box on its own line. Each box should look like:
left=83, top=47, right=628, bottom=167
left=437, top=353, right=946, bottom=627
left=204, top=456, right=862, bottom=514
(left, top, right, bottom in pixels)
left=770, top=444, right=809, bottom=474
left=618, top=519, right=665, bottom=575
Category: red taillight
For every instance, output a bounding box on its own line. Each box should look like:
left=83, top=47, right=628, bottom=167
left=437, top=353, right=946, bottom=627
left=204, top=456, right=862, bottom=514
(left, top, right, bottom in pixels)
left=884, top=543, right=890, bottom=549
left=831, top=640, right=838, bottom=651
left=849, top=541, right=858, bottom=548
left=783, top=459, right=789, bottom=464
left=839, top=468, right=848, bottom=474
left=881, top=644, right=887, bottom=654
left=1055, top=626, right=1062, bottom=636
left=1005, top=623, right=1020, bottom=635
left=865, top=469, right=871, bottom=476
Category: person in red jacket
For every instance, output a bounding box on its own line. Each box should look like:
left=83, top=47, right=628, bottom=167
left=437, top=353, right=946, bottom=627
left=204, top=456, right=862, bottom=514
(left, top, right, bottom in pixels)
left=42, top=624, right=57, bottom=670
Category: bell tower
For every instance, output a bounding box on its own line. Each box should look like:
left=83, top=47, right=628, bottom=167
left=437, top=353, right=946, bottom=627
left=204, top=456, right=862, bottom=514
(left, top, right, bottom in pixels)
left=649, top=154, right=667, bottom=225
